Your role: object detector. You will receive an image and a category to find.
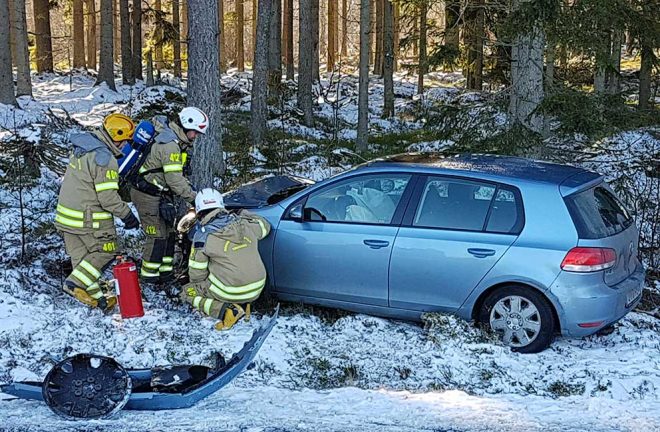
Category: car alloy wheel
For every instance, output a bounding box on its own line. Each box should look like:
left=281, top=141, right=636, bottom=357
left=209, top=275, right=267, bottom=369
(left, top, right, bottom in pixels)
left=489, top=295, right=541, bottom=348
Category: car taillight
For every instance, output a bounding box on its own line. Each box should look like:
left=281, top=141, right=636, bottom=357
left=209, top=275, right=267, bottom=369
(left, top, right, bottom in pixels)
left=561, top=247, right=617, bottom=272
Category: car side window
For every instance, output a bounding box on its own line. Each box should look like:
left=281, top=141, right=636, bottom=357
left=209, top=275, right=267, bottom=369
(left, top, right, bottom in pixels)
left=414, top=177, right=495, bottom=231
left=304, top=174, right=411, bottom=224
left=485, top=187, right=523, bottom=234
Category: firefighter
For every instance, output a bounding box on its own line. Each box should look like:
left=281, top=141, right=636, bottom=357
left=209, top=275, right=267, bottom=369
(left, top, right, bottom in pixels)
left=130, top=107, right=208, bottom=284
left=182, top=188, right=271, bottom=331
left=56, top=113, right=141, bottom=311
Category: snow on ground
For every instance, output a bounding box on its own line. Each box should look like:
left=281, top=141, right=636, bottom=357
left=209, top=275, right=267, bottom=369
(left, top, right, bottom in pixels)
left=1, top=73, right=659, bottom=431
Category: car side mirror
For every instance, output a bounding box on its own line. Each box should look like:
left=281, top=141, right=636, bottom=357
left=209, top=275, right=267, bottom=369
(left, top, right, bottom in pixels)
left=287, top=203, right=303, bottom=222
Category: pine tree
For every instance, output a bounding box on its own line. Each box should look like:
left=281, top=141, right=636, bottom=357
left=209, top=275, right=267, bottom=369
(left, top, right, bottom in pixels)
left=0, top=0, right=16, bottom=105
left=132, top=0, right=143, bottom=80
left=417, top=0, right=427, bottom=94
left=173, top=0, right=182, bottom=77
left=299, top=0, right=314, bottom=125
left=465, top=0, right=484, bottom=90
left=188, top=0, right=224, bottom=187
left=356, top=0, right=370, bottom=151
left=251, top=0, right=272, bottom=145
left=284, top=0, right=294, bottom=79
left=236, top=0, right=245, bottom=71
left=85, top=0, right=97, bottom=69
left=218, top=0, right=225, bottom=71
left=12, top=0, right=31, bottom=97
left=33, top=0, right=53, bottom=72
left=267, top=0, right=281, bottom=93
left=73, top=0, right=86, bottom=68
left=120, top=0, right=134, bottom=84
left=311, top=0, right=319, bottom=81
left=97, top=0, right=117, bottom=90
left=382, top=0, right=394, bottom=117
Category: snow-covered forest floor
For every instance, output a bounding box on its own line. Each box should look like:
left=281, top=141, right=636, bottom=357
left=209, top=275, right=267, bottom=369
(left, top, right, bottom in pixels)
left=0, top=70, right=659, bottom=431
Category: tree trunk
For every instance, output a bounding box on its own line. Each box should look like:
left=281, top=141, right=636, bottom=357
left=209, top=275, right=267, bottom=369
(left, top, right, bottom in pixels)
left=188, top=0, right=224, bottom=187
left=113, top=0, right=121, bottom=61
left=369, top=0, right=375, bottom=64
left=298, top=0, right=314, bottom=125
left=146, top=49, right=154, bottom=85
left=251, top=0, right=257, bottom=63
left=182, top=0, right=188, bottom=61
left=327, top=0, right=336, bottom=71
left=96, top=0, right=117, bottom=90
left=382, top=0, right=393, bottom=118
left=12, top=0, right=31, bottom=97
left=411, top=9, right=417, bottom=58
left=236, top=0, right=245, bottom=71
left=594, top=31, right=610, bottom=94
left=218, top=0, right=225, bottom=72
left=33, top=0, right=53, bottom=73
left=392, top=1, right=398, bottom=71
left=284, top=0, right=293, bottom=79
left=638, top=43, right=652, bottom=110
left=132, top=0, right=143, bottom=80
left=173, top=0, right=182, bottom=77
left=251, top=0, right=272, bottom=146
left=417, top=1, right=427, bottom=94
left=85, top=0, right=97, bottom=69
left=154, top=0, right=164, bottom=69
left=444, top=0, right=459, bottom=51
left=373, top=0, right=382, bottom=75
left=311, top=0, right=319, bottom=81
left=509, top=15, right=544, bottom=132
left=267, top=0, right=281, bottom=93
left=607, top=29, right=622, bottom=95
left=356, top=0, right=369, bottom=151
left=8, top=0, right=17, bottom=67
left=73, top=0, right=86, bottom=68
left=0, top=0, right=16, bottom=105
left=120, top=0, right=133, bottom=83
left=341, top=0, right=347, bottom=57
left=465, top=0, right=483, bottom=90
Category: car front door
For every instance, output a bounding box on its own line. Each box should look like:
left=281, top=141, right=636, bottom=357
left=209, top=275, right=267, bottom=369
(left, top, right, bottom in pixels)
left=389, top=175, right=524, bottom=312
left=272, top=173, right=413, bottom=306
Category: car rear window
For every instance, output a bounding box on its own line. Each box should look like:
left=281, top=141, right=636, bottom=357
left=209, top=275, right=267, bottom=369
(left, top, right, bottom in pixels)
left=564, top=186, right=633, bottom=239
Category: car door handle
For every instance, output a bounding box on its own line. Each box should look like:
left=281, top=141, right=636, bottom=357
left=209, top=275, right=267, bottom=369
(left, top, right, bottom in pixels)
left=364, top=240, right=390, bottom=249
left=467, top=248, right=496, bottom=258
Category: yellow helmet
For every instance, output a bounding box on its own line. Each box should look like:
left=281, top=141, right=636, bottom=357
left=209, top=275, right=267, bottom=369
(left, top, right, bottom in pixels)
left=103, top=113, right=135, bottom=142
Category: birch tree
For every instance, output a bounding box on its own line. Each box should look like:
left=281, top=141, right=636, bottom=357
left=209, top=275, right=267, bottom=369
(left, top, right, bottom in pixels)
left=188, top=0, right=224, bottom=187
left=356, top=0, right=370, bottom=151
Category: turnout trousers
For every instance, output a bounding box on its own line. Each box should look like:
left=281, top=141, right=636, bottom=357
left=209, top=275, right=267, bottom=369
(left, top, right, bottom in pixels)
left=62, top=231, right=117, bottom=300
left=130, top=188, right=176, bottom=282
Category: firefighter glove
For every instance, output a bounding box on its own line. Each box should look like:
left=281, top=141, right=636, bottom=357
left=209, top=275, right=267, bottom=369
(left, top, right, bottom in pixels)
left=121, top=212, right=140, bottom=230
left=159, top=200, right=177, bottom=225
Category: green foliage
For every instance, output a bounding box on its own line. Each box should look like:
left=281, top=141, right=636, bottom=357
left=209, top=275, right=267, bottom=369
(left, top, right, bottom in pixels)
left=539, top=89, right=660, bottom=138
left=547, top=380, right=586, bottom=398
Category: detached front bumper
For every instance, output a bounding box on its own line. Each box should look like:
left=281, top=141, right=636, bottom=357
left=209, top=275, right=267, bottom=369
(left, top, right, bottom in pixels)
left=551, top=264, right=645, bottom=337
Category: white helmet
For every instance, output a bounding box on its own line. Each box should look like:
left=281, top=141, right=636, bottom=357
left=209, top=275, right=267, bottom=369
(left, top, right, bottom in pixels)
left=179, top=107, right=209, bottom=134
left=195, top=188, right=224, bottom=213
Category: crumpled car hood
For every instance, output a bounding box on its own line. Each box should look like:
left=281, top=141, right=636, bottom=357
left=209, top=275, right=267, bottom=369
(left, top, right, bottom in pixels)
left=223, top=175, right=314, bottom=209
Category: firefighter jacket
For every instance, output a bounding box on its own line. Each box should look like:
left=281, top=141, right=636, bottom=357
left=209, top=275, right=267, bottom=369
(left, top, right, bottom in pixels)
left=137, top=115, right=196, bottom=203
left=187, top=209, right=271, bottom=303
left=55, top=130, right=131, bottom=235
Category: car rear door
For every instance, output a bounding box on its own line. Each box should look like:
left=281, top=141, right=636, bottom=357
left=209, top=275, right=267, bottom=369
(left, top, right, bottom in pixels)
left=272, top=173, right=414, bottom=306
left=389, top=175, right=524, bottom=312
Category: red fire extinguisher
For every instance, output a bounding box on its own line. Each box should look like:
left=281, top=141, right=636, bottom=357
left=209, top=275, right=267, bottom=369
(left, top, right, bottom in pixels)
left=112, top=256, right=145, bottom=319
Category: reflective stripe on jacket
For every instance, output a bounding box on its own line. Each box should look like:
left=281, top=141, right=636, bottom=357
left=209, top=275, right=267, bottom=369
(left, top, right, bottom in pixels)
left=55, top=130, right=131, bottom=234
left=188, top=209, right=271, bottom=303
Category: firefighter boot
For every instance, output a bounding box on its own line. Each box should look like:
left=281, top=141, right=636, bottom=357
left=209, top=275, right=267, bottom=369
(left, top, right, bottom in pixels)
left=214, top=304, right=246, bottom=331
left=97, top=295, right=117, bottom=313
left=63, top=286, right=98, bottom=308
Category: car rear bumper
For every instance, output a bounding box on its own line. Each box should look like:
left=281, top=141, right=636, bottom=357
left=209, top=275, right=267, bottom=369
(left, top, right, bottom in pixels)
left=551, top=263, right=645, bottom=337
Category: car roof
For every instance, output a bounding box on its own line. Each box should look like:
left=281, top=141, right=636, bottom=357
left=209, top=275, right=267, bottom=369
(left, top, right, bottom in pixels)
left=365, top=153, right=597, bottom=186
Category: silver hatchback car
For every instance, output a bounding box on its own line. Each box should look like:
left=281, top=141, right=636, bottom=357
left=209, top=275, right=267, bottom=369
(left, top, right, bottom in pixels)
left=227, top=154, right=645, bottom=353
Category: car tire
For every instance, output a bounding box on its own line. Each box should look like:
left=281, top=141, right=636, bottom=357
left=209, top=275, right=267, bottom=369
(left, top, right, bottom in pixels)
left=478, top=285, right=556, bottom=354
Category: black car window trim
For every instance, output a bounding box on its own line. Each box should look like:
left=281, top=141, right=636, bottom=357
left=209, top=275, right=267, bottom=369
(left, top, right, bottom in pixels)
left=402, top=174, right=525, bottom=235
left=282, top=171, right=417, bottom=227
